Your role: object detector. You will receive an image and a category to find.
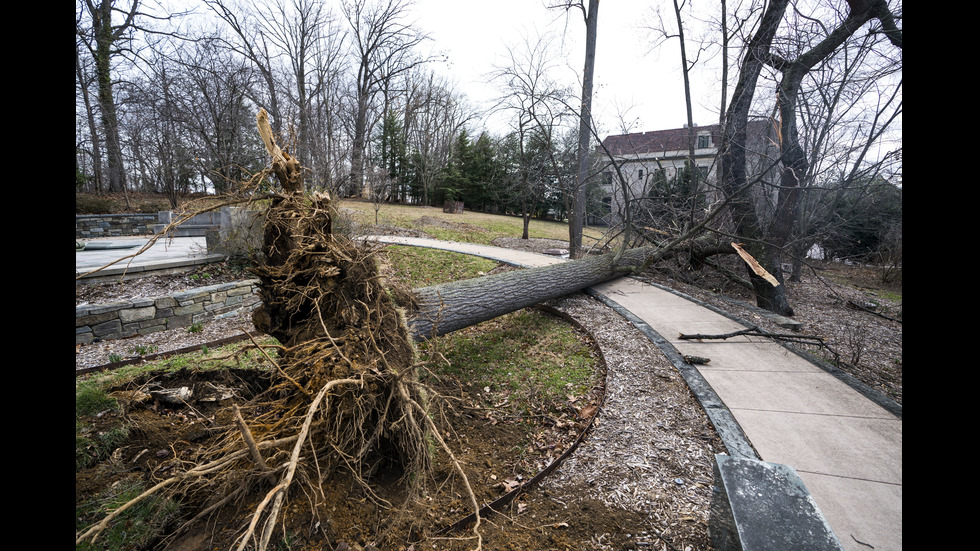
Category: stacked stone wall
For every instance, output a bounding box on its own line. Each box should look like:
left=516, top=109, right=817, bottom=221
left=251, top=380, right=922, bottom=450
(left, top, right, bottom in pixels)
left=76, top=279, right=261, bottom=344
left=76, top=213, right=157, bottom=239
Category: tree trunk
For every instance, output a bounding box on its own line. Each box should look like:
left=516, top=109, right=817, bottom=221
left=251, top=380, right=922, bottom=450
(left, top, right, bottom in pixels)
left=571, top=0, right=599, bottom=259
left=673, top=0, right=699, bottom=230
left=92, top=1, right=127, bottom=194
left=76, top=44, right=104, bottom=193
left=350, top=91, right=369, bottom=196
left=717, top=0, right=792, bottom=316
left=409, top=245, right=654, bottom=340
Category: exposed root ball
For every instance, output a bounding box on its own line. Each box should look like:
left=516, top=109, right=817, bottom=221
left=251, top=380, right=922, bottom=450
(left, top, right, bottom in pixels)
left=248, top=191, right=428, bottom=480
left=77, top=112, right=439, bottom=551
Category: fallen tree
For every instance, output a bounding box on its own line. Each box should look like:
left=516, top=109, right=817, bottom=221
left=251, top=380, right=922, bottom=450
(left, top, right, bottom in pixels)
left=409, top=246, right=650, bottom=340
left=77, top=108, right=778, bottom=551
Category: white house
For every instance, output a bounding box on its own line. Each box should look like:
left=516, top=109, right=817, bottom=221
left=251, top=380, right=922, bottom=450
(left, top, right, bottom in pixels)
left=596, top=120, right=776, bottom=225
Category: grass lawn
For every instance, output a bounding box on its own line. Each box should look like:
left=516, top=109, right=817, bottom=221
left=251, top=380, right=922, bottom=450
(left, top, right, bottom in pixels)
left=337, top=199, right=607, bottom=246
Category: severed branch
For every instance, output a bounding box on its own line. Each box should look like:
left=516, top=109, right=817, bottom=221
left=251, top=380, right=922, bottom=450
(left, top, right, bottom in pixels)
left=846, top=299, right=902, bottom=323
left=679, top=325, right=840, bottom=365
left=680, top=325, right=822, bottom=344
left=257, top=108, right=304, bottom=193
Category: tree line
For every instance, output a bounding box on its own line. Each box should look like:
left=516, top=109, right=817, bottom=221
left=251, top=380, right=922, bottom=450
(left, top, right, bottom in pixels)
left=75, top=0, right=604, bottom=224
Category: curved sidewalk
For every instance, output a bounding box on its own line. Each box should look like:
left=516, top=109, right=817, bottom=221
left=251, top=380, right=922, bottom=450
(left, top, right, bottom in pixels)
left=367, top=235, right=902, bottom=551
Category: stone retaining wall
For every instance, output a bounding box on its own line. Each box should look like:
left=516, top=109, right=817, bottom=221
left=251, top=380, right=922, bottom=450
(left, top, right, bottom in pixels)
left=76, top=279, right=262, bottom=344
left=76, top=213, right=159, bottom=239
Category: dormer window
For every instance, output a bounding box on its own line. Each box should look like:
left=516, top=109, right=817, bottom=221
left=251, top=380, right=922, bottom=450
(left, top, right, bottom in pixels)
left=697, top=134, right=712, bottom=149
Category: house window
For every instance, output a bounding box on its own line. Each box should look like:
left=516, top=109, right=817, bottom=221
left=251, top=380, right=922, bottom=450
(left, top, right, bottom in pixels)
left=697, top=134, right=711, bottom=149
left=638, top=169, right=644, bottom=181
left=697, top=165, right=710, bottom=181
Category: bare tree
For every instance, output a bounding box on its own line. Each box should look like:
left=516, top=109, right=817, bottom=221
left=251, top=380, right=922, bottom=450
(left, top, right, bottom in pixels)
left=549, top=1, right=600, bottom=258
left=77, top=0, right=190, bottom=195
left=402, top=70, right=472, bottom=205
left=307, top=15, right=349, bottom=193
left=76, top=41, right=105, bottom=193
left=342, top=0, right=431, bottom=197
left=253, top=0, right=330, bottom=167
left=77, top=0, right=139, bottom=194
left=717, top=0, right=902, bottom=315
left=782, top=12, right=902, bottom=280
left=205, top=0, right=288, bottom=136
left=492, top=31, right=575, bottom=239
left=169, top=36, right=266, bottom=194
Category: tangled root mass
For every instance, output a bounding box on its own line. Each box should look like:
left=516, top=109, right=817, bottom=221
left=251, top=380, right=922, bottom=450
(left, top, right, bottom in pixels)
left=248, top=190, right=429, bottom=482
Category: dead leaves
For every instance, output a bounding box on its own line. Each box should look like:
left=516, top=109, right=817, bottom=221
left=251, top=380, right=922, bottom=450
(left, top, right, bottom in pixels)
left=578, top=404, right=598, bottom=420
left=498, top=476, right=521, bottom=493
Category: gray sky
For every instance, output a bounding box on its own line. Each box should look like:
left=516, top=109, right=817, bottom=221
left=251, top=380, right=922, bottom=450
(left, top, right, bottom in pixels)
left=171, top=0, right=726, bottom=137
left=410, top=0, right=725, bottom=138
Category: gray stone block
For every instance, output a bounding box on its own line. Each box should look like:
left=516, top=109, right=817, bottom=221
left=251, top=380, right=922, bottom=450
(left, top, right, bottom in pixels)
left=119, top=306, right=156, bottom=323
left=91, top=319, right=122, bottom=337
left=710, top=454, right=842, bottom=551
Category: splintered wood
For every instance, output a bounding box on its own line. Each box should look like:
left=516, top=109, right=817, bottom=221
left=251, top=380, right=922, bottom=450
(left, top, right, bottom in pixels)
left=731, top=242, right=780, bottom=287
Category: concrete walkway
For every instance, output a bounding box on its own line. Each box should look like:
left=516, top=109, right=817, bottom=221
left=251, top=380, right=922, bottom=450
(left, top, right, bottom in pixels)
left=76, top=236, right=224, bottom=280
left=366, top=236, right=902, bottom=551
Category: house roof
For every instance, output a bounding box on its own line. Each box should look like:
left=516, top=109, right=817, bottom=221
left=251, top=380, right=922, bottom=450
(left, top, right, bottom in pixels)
left=601, top=120, right=772, bottom=157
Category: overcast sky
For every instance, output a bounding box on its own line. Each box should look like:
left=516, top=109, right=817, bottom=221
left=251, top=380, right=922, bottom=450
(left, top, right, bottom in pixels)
left=408, top=0, right=725, bottom=138
left=171, top=0, right=726, bottom=138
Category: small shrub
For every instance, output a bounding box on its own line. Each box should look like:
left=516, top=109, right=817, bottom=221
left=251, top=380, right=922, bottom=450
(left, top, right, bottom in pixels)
left=75, top=194, right=117, bottom=215
left=188, top=322, right=204, bottom=333
left=331, top=206, right=358, bottom=237
left=128, top=344, right=158, bottom=357
left=76, top=381, right=119, bottom=417
left=838, top=321, right=868, bottom=367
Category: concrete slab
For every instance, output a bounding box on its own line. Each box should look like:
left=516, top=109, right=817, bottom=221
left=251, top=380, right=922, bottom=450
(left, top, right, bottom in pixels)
left=797, top=472, right=902, bottom=551
left=710, top=455, right=844, bottom=550
left=593, top=280, right=745, bottom=327
left=729, top=409, right=902, bottom=484
left=76, top=236, right=225, bottom=279
left=697, top=371, right=893, bottom=416
left=363, top=235, right=566, bottom=268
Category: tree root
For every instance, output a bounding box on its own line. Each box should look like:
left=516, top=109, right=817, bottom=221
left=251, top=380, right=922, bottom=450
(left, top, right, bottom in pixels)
left=235, top=377, right=363, bottom=551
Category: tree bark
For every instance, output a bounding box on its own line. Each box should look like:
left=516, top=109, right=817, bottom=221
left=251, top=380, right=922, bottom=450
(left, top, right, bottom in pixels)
left=87, top=0, right=132, bottom=194
left=409, top=245, right=654, bottom=340
left=571, top=0, right=599, bottom=259
left=718, top=0, right=792, bottom=316
left=76, top=43, right=104, bottom=193
left=719, top=0, right=901, bottom=316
